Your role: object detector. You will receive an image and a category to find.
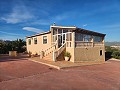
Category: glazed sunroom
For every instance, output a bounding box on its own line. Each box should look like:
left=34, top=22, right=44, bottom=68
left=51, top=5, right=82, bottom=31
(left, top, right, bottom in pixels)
left=51, top=26, right=105, bottom=48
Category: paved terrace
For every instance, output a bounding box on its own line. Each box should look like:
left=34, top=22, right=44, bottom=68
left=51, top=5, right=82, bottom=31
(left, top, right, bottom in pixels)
left=30, top=57, right=104, bottom=69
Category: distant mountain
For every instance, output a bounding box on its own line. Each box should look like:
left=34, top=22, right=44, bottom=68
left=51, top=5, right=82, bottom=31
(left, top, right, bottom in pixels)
left=105, top=42, right=120, bottom=46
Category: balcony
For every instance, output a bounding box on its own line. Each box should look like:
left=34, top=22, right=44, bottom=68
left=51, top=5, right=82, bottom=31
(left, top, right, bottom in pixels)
left=75, top=41, right=104, bottom=47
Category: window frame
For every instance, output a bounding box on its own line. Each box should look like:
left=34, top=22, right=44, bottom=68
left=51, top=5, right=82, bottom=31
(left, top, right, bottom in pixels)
left=34, top=38, right=37, bottom=44
left=28, top=38, right=31, bottom=45
left=43, top=35, right=48, bottom=44
left=100, top=50, right=103, bottom=56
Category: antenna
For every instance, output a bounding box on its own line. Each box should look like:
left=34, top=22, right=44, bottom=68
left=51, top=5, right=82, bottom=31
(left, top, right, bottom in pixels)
left=53, top=22, right=56, bottom=26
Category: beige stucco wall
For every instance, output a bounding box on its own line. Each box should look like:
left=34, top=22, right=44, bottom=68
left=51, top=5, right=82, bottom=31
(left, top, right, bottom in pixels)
left=26, top=33, right=51, bottom=55
left=74, top=46, right=105, bottom=63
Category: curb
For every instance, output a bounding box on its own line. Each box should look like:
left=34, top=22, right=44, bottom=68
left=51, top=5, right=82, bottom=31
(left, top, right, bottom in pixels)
left=29, top=59, right=61, bottom=70
left=109, top=58, right=120, bottom=61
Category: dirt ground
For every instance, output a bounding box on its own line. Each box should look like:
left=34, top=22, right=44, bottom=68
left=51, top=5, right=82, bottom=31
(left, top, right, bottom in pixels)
left=0, top=58, right=120, bottom=90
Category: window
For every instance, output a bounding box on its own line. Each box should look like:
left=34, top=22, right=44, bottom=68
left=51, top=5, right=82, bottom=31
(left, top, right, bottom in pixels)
left=53, top=29, right=57, bottom=35
left=58, top=29, right=62, bottom=34
left=94, top=36, right=102, bottom=42
left=63, top=29, right=68, bottom=33
left=43, top=36, right=47, bottom=44
left=84, top=35, right=92, bottom=42
left=75, top=33, right=84, bottom=41
left=28, top=39, right=31, bottom=45
left=66, top=33, right=72, bottom=41
left=100, top=50, right=102, bottom=56
left=34, top=38, right=37, bottom=44
left=52, top=35, right=57, bottom=42
left=75, top=33, right=91, bottom=42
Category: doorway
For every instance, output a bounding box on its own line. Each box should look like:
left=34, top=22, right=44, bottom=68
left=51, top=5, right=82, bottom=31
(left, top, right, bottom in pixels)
left=58, top=33, right=66, bottom=48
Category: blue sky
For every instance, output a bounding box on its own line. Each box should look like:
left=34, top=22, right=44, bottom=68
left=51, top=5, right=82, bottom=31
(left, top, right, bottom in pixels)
left=0, top=0, right=120, bottom=41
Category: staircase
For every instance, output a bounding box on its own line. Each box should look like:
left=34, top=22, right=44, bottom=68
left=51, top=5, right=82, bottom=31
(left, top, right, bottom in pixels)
left=40, top=43, right=66, bottom=61
left=42, top=53, right=53, bottom=61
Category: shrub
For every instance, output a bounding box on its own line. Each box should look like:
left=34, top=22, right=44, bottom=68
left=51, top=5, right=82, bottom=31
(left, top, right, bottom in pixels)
left=64, top=51, right=71, bottom=57
left=112, top=51, right=120, bottom=59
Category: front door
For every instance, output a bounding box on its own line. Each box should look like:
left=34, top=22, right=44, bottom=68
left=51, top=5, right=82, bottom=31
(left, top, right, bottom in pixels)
left=58, top=35, right=62, bottom=48
left=58, top=33, right=66, bottom=48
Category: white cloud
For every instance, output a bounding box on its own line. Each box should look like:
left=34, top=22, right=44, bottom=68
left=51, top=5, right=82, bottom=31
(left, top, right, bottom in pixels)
left=1, top=5, right=34, bottom=24
left=23, top=27, right=44, bottom=33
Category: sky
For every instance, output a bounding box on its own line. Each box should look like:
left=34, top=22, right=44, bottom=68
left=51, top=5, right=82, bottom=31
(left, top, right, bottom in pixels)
left=0, top=0, right=120, bottom=41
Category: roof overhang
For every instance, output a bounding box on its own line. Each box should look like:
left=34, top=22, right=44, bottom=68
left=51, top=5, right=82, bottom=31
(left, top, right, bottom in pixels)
left=73, top=28, right=106, bottom=37
left=26, top=31, right=51, bottom=38
left=51, top=25, right=77, bottom=29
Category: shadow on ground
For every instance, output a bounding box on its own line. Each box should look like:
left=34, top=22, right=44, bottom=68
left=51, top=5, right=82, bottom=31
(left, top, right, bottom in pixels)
left=0, top=54, right=29, bottom=62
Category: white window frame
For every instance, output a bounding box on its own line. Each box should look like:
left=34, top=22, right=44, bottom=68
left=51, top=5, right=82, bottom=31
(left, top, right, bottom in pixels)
left=28, top=38, right=31, bottom=45
left=34, top=37, right=37, bottom=44
left=42, top=35, right=48, bottom=44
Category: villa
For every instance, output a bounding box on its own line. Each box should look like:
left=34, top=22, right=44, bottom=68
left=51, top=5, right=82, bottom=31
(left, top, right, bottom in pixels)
left=26, top=24, right=106, bottom=63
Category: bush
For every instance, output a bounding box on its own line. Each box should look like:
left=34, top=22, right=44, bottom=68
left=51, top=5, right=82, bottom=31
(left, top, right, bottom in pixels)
left=64, top=51, right=71, bottom=57
left=105, top=46, right=120, bottom=59
left=112, top=51, right=120, bottom=59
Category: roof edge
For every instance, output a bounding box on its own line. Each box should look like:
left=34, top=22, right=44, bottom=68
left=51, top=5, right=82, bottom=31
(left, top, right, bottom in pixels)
left=26, top=31, right=51, bottom=38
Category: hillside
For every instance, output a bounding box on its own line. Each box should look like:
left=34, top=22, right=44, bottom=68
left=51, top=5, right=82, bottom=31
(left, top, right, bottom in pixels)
left=105, top=42, right=120, bottom=46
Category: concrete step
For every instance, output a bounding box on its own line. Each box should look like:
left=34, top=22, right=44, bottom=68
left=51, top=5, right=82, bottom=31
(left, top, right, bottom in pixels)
left=43, top=53, right=53, bottom=61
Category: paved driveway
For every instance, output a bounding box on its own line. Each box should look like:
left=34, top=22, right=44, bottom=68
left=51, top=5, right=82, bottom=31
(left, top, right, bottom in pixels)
left=0, top=59, right=120, bottom=90
left=0, top=59, right=56, bottom=82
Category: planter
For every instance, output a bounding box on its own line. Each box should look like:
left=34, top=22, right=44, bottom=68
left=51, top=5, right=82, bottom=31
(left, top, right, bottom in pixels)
left=65, top=56, right=69, bottom=61
left=9, top=51, right=17, bottom=57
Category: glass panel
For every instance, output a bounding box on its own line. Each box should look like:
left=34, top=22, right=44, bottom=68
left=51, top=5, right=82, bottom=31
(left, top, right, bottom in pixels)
left=53, top=29, right=57, bottom=35
left=58, top=35, right=62, bottom=48
left=52, top=35, right=57, bottom=42
left=58, top=29, right=62, bottom=34
left=63, top=29, right=68, bottom=33
left=94, top=36, right=102, bottom=42
left=66, top=33, right=72, bottom=41
left=63, top=34, right=65, bottom=44
left=75, top=33, right=91, bottom=42
left=75, top=33, right=83, bottom=41
left=43, top=36, right=47, bottom=44
left=28, top=39, right=31, bottom=45
left=34, top=38, right=37, bottom=44
left=84, top=35, right=92, bottom=42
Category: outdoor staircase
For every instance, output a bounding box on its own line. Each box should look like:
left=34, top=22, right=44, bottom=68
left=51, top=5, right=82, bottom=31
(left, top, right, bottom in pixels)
left=40, top=43, right=66, bottom=61
left=42, top=53, right=53, bottom=61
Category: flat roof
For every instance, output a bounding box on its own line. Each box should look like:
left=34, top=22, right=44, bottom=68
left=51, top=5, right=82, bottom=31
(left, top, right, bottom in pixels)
left=51, top=25, right=77, bottom=29
left=26, top=31, right=51, bottom=38
left=26, top=25, right=106, bottom=38
left=74, top=28, right=106, bottom=37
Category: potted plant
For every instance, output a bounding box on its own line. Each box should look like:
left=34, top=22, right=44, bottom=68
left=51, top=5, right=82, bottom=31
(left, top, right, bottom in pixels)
left=64, top=51, right=71, bottom=61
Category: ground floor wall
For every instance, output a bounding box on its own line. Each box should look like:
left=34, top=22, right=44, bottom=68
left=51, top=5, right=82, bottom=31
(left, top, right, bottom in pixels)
left=66, top=47, right=75, bottom=62
left=26, top=33, right=51, bottom=55
left=74, top=47, right=105, bottom=63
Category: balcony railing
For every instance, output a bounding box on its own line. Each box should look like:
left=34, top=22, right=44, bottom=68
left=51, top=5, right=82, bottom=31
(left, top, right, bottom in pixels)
left=75, top=41, right=104, bottom=47
left=93, top=42, right=104, bottom=47
left=75, top=41, right=92, bottom=47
